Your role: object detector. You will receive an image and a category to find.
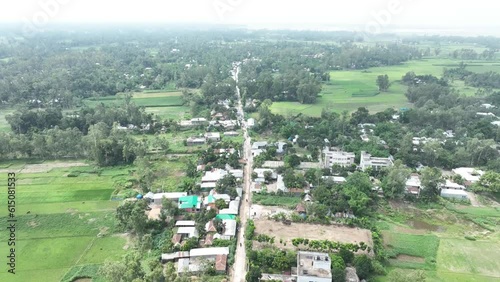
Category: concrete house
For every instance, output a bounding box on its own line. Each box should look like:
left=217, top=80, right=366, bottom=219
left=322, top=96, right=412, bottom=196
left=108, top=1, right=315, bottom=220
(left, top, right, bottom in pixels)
left=405, top=174, right=422, bottom=196
left=297, top=251, right=332, bottom=282
left=452, top=167, right=484, bottom=186
left=322, top=147, right=355, bottom=168
left=219, top=198, right=240, bottom=215
left=204, top=132, right=221, bottom=142
left=177, top=227, right=199, bottom=239
left=247, top=118, right=255, bottom=128
left=178, top=196, right=201, bottom=212
left=223, top=131, right=239, bottom=137
left=441, top=189, right=469, bottom=200
left=144, top=192, right=188, bottom=205
left=186, top=137, right=206, bottom=146
left=441, top=179, right=466, bottom=190
left=359, top=151, right=393, bottom=171
left=173, top=247, right=230, bottom=274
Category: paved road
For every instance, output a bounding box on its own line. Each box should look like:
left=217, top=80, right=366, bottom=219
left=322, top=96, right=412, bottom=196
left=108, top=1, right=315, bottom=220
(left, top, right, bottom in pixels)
left=232, top=63, right=253, bottom=282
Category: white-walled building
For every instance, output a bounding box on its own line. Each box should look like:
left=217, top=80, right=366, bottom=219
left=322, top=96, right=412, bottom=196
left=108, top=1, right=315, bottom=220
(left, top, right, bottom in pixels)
left=359, top=151, right=393, bottom=171
left=322, top=147, right=355, bottom=168
left=297, top=251, right=332, bottom=282
left=452, top=167, right=484, bottom=185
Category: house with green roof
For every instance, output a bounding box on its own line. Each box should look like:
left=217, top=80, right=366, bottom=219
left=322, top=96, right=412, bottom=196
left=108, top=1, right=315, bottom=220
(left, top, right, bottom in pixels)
left=178, top=195, right=201, bottom=212
left=215, top=214, right=236, bottom=220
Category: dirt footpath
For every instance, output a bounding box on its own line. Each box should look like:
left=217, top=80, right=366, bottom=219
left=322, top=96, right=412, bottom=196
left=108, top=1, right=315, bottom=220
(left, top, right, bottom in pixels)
left=254, top=219, right=373, bottom=250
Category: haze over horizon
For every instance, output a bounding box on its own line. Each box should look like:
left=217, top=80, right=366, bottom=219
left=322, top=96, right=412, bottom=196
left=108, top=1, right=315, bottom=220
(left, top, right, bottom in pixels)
left=1, top=0, right=500, bottom=36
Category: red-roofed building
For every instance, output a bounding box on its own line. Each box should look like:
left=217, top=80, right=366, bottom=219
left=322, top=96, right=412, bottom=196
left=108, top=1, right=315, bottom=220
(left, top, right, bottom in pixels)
left=172, top=234, right=182, bottom=245
left=215, top=254, right=228, bottom=273
left=204, top=234, right=214, bottom=246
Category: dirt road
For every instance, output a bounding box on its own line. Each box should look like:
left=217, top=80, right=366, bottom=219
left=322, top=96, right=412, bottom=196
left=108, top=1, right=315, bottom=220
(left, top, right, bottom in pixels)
left=232, top=63, right=253, bottom=282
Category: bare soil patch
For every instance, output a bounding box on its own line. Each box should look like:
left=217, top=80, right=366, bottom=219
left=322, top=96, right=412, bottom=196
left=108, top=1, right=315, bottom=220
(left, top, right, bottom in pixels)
left=27, top=220, right=39, bottom=228
left=250, top=204, right=293, bottom=220
left=254, top=219, right=373, bottom=251
left=72, top=278, right=92, bottom=282
left=393, top=226, right=428, bottom=235
left=394, top=254, right=425, bottom=263
left=114, top=233, right=133, bottom=250
left=66, top=208, right=78, bottom=215
left=147, top=206, right=162, bottom=220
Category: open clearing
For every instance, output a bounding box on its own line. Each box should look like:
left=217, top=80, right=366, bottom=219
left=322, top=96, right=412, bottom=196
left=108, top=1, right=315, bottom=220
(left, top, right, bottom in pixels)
left=0, top=163, right=129, bottom=282
left=270, top=58, right=500, bottom=116
left=254, top=219, right=373, bottom=249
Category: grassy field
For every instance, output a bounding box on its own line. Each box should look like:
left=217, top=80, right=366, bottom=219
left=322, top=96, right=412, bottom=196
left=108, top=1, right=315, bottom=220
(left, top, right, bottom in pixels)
left=270, top=58, right=500, bottom=117
left=437, top=239, right=500, bottom=280
left=0, top=162, right=130, bottom=282
left=252, top=194, right=302, bottom=208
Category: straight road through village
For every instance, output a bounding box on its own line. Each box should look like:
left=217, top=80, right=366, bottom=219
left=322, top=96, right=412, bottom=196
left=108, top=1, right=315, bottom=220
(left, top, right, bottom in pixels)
left=232, top=63, right=253, bottom=282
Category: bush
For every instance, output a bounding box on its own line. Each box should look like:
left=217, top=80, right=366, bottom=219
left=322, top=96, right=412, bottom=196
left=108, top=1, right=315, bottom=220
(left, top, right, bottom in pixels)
left=371, top=260, right=387, bottom=275
left=339, top=247, right=354, bottom=264
left=464, top=235, right=477, bottom=241
left=330, top=255, right=346, bottom=282
left=354, top=255, right=373, bottom=280
left=67, top=171, right=81, bottom=177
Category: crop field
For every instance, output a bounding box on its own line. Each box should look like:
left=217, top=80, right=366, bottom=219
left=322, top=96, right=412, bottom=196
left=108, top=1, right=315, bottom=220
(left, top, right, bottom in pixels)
left=437, top=239, right=500, bottom=280
left=270, top=58, right=500, bottom=117
left=0, top=162, right=130, bottom=282
left=144, top=105, right=191, bottom=120
left=377, top=201, right=500, bottom=282
left=252, top=194, right=302, bottom=208
left=83, top=90, right=184, bottom=108
left=383, top=232, right=440, bottom=270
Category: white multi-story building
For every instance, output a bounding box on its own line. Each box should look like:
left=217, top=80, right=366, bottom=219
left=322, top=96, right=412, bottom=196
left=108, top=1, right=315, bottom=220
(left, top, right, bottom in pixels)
left=359, top=151, right=394, bottom=171
left=322, top=147, right=355, bottom=168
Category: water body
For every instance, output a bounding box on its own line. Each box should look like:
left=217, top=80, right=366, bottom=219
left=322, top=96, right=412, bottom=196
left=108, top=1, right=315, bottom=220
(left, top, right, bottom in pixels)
left=407, top=220, right=446, bottom=232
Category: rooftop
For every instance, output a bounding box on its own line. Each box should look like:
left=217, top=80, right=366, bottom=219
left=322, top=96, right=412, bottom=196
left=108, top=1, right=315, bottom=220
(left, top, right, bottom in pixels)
left=146, top=192, right=188, bottom=200
left=215, top=254, right=228, bottom=272
left=189, top=247, right=230, bottom=258
left=441, top=188, right=469, bottom=196
left=297, top=251, right=332, bottom=279
left=202, top=169, right=228, bottom=183
left=205, top=132, right=221, bottom=138
left=177, top=227, right=198, bottom=238
left=452, top=167, right=485, bottom=183
left=221, top=219, right=237, bottom=237
left=252, top=141, right=268, bottom=149
left=175, top=221, right=196, bottom=227
left=178, top=195, right=200, bottom=209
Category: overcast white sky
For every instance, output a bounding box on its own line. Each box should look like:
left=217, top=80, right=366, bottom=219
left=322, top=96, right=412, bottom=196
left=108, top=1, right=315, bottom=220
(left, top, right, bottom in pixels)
left=1, top=0, right=500, bottom=34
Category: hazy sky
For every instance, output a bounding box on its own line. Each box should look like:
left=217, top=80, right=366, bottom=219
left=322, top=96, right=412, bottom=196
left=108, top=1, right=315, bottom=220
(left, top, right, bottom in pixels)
left=2, top=0, right=500, bottom=34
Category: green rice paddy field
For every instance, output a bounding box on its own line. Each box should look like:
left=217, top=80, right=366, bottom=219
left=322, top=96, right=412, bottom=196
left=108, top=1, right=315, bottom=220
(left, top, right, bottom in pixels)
left=270, top=58, right=500, bottom=117
left=83, top=91, right=184, bottom=108
left=376, top=203, right=500, bottom=282
left=0, top=162, right=130, bottom=282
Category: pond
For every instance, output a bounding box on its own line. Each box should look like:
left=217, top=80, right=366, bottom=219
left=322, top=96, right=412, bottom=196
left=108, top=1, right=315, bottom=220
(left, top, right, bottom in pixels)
left=407, top=219, right=446, bottom=232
